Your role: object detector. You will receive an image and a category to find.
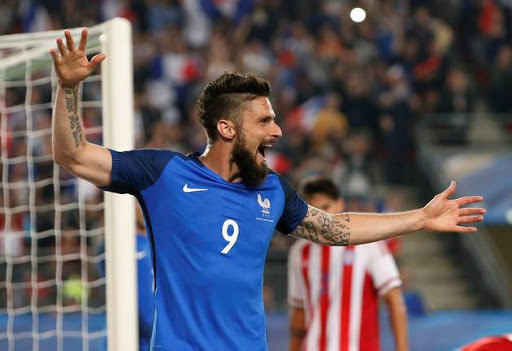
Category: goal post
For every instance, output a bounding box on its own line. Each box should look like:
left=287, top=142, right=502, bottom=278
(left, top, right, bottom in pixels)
left=0, top=18, right=137, bottom=351
left=101, top=18, right=138, bottom=351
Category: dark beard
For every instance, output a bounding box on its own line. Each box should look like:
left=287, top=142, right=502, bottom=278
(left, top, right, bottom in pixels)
left=232, top=136, right=269, bottom=188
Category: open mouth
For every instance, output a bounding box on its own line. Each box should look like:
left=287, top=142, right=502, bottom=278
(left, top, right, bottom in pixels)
left=257, top=144, right=273, bottom=160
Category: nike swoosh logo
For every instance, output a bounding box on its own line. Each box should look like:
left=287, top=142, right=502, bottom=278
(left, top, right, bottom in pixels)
left=183, top=184, right=208, bottom=193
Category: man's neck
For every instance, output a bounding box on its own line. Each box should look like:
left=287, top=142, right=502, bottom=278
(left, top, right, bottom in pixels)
left=200, top=144, right=242, bottom=183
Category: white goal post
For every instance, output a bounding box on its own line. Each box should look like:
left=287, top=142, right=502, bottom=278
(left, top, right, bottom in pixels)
left=0, top=18, right=137, bottom=351
left=101, top=18, right=138, bottom=351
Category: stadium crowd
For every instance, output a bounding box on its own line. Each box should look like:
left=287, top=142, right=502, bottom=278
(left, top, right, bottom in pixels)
left=1, top=0, right=511, bottom=309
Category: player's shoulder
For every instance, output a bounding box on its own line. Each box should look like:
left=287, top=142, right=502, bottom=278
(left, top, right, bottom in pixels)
left=122, top=148, right=204, bottom=165
left=116, top=148, right=178, bottom=160
left=140, top=148, right=190, bottom=158
left=268, top=169, right=289, bottom=184
left=356, top=241, right=393, bottom=263
left=267, top=170, right=296, bottom=193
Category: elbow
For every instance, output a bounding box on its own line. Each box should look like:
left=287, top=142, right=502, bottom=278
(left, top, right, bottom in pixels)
left=52, top=147, right=83, bottom=172
left=53, top=150, right=74, bottom=168
left=52, top=152, right=66, bottom=166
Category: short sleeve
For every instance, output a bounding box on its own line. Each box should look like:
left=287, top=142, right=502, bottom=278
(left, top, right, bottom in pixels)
left=274, top=173, right=308, bottom=234
left=287, top=241, right=306, bottom=308
left=101, top=148, right=176, bottom=195
left=366, top=242, right=402, bottom=296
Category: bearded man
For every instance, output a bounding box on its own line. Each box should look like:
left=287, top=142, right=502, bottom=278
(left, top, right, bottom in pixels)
left=50, top=29, right=485, bottom=351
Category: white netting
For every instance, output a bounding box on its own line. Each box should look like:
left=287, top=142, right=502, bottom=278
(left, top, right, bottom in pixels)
left=0, top=25, right=109, bottom=350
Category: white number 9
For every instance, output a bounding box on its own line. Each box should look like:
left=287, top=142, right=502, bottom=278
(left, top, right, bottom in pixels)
left=221, top=219, right=239, bottom=254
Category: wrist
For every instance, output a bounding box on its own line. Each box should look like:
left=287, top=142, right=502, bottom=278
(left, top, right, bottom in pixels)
left=59, top=80, right=79, bottom=90
left=418, top=207, right=427, bottom=231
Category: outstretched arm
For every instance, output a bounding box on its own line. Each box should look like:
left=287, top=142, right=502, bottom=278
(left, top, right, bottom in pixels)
left=51, top=29, right=111, bottom=187
left=290, top=181, right=485, bottom=245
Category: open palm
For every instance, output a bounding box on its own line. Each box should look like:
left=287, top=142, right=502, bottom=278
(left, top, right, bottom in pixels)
left=50, top=29, right=106, bottom=88
left=423, top=181, right=485, bottom=233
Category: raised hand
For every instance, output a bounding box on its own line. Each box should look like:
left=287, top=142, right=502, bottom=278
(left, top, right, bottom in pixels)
left=423, top=181, right=485, bottom=233
left=50, top=29, right=106, bottom=88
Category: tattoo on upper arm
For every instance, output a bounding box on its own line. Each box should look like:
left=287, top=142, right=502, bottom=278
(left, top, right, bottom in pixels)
left=291, top=207, right=351, bottom=246
left=64, top=87, right=83, bottom=148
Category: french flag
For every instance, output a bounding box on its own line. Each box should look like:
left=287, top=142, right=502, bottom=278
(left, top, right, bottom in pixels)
left=286, top=95, right=327, bottom=132
left=151, top=54, right=201, bottom=84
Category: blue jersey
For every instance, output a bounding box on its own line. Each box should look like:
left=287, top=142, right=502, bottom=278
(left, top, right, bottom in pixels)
left=103, top=149, right=308, bottom=351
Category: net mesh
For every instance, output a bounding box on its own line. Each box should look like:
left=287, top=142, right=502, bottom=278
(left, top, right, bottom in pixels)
left=0, top=25, right=108, bottom=350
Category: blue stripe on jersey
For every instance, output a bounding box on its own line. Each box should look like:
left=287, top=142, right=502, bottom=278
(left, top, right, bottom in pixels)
left=104, top=150, right=308, bottom=350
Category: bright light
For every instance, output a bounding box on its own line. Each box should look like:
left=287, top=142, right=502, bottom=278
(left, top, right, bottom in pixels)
left=350, top=7, right=366, bottom=23
left=506, top=208, right=512, bottom=225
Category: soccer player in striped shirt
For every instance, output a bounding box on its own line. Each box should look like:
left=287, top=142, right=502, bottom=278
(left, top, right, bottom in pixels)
left=288, top=176, right=408, bottom=351
left=51, top=28, right=484, bottom=350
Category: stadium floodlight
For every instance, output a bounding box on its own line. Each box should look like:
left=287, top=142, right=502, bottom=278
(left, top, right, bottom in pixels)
left=0, top=18, right=137, bottom=351
left=350, top=7, right=367, bottom=23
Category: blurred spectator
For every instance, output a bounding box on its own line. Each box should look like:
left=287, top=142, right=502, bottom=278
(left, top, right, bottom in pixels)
left=341, top=70, right=378, bottom=131
left=239, top=40, right=273, bottom=77
left=376, top=64, right=417, bottom=183
left=148, top=0, right=183, bottom=32
left=339, top=130, right=375, bottom=199
left=438, top=66, right=475, bottom=113
left=0, top=1, right=16, bottom=34
left=489, top=45, right=512, bottom=114
left=311, top=92, right=348, bottom=153
left=205, top=31, right=236, bottom=80
left=240, top=0, right=279, bottom=45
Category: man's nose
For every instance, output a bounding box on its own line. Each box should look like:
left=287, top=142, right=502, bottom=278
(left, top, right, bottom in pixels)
left=271, top=122, right=282, bottom=139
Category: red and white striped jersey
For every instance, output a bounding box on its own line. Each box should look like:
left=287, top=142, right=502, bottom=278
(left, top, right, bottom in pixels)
left=288, top=239, right=401, bottom=351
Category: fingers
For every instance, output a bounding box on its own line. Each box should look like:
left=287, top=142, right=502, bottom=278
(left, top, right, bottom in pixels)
left=454, top=226, right=478, bottom=233
left=441, top=181, right=456, bottom=198
left=78, top=28, right=88, bottom=52
left=64, top=30, right=76, bottom=51
left=56, top=37, right=67, bottom=56
left=452, top=213, right=484, bottom=233
left=455, top=196, right=484, bottom=206
left=50, top=49, right=59, bottom=63
left=459, top=207, right=486, bottom=216
left=458, top=215, right=484, bottom=224
left=55, top=29, right=83, bottom=57
left=89, top=53, right=107, bottom=69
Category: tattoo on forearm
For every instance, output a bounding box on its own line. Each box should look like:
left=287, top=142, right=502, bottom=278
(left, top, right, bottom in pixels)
left=64, top=88, right=83, bottom=148
left=291, top=207, right=351, bottom=246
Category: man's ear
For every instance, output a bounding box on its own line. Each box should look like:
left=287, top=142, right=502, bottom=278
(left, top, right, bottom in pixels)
left=217, top=119, right=236, bottom=140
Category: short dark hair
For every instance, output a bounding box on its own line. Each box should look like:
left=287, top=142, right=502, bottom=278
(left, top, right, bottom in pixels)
left=299, top=176, right=340, bottom=200
left=196, top=72, right=271, bottom=141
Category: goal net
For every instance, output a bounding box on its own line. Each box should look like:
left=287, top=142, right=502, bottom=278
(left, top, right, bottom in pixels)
left=0, top=18, right=137, bottom=351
